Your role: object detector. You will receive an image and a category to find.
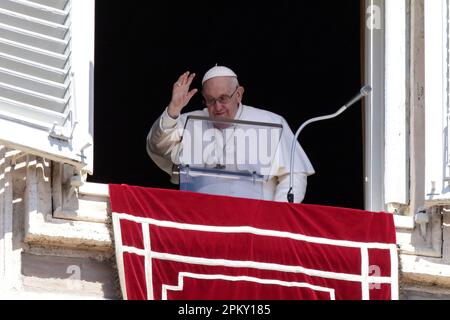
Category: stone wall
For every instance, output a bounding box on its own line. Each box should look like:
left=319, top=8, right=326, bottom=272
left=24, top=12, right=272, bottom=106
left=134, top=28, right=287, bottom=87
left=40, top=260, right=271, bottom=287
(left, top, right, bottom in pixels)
left=0, top=147, right=118, bottom=299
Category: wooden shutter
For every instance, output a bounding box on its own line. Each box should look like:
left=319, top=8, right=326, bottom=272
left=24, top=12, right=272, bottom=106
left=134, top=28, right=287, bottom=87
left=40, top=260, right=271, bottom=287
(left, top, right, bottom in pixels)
left=0, top=0, right=94, bottom=172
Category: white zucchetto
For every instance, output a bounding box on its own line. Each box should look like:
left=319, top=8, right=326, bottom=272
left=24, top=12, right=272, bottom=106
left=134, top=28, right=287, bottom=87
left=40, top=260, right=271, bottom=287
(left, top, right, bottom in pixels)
left=202, top=65, right=237, bottom=84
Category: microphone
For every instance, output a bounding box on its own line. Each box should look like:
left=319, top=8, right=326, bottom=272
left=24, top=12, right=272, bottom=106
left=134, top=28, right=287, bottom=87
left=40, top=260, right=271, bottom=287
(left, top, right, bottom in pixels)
left=343, top=85, right=372, bottom=109
left=287, top=85, right=372, bottom=203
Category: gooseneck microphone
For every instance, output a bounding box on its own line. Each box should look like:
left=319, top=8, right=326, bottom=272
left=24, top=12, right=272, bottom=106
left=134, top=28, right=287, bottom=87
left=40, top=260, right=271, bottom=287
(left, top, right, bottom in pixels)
left=287, top=85, right=372, bottom=203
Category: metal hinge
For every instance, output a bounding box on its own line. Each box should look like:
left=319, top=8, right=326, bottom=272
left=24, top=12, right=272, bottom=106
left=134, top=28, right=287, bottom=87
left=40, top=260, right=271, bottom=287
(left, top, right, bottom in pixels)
left=415, top=206, right=429, bottom=238
left=49, top=120, right=78, bottom=141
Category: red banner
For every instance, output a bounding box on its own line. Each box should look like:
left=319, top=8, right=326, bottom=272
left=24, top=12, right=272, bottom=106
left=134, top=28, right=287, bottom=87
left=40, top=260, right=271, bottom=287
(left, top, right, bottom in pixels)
left=109, top=184, right=398, bottom=300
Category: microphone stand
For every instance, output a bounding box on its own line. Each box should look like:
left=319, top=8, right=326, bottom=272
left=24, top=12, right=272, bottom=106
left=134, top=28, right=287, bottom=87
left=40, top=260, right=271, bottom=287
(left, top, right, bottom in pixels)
left=287, top=85, right=372, bottom=203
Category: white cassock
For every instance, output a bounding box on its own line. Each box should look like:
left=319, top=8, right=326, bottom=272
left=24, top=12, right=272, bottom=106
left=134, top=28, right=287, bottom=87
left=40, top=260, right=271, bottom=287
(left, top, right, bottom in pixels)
left=146, top=103, right=315, bottom=203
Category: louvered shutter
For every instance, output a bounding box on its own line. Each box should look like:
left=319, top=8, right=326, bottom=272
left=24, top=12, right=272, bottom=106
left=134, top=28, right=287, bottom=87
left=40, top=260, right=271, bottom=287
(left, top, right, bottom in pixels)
left=0, top=0, right=94, bottom=173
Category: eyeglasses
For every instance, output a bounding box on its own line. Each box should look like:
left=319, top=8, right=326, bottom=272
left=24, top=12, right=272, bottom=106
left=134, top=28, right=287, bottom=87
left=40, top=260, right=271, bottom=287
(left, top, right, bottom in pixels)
left=203, top=86, right=239, bottom=106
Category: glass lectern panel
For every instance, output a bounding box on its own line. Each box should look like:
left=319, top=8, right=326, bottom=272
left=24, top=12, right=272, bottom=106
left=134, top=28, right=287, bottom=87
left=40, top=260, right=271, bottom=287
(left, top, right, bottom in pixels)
left=179, top=165, right=265, bottom=199
left=178, top=116, right=283, bottom=200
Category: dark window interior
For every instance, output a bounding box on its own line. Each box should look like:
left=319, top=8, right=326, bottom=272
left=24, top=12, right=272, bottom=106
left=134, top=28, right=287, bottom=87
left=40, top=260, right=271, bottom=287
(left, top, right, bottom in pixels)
left=91, top=1, right=364, bottom=209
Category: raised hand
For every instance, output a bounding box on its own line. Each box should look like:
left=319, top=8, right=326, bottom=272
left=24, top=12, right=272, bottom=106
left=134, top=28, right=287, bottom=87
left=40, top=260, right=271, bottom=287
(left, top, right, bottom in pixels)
left=167, top=71, right=198, bottom=118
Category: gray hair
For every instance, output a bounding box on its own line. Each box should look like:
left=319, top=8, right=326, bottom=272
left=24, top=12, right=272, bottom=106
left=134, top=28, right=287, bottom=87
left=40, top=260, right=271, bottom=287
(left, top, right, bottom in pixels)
left=229, top=76, right=239, bottom=89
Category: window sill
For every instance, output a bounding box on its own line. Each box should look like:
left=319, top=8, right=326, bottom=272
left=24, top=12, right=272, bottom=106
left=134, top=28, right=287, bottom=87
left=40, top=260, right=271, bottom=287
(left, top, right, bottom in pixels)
left=24, top=157, right=111, bottom=251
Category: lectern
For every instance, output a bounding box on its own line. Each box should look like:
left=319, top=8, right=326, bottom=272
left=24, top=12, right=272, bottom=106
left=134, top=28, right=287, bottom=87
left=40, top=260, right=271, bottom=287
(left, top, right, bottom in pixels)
left=177, top=115, right=283, bottom=200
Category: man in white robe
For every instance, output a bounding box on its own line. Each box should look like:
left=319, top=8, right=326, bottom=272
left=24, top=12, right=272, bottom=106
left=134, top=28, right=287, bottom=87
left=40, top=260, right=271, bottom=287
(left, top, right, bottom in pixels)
left=146, top=66, right=314, bottom=202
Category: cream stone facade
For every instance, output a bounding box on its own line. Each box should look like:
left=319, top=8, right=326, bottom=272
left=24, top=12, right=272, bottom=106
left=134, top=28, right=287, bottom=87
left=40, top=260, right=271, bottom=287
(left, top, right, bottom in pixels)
left=366, top=0, right=450, bottom=299
left=0, top=149, right=117, bottom=299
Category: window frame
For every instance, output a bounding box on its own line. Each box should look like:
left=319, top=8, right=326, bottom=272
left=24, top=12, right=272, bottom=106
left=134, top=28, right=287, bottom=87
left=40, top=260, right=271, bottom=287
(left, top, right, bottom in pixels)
left=424, top=0, right=450, bottom=204
left=364, top=0, right=386, bottom=212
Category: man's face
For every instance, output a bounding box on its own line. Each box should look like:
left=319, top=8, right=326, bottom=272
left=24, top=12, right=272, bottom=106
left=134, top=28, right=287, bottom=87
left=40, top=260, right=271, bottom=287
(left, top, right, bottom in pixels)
left=202, top=77, right=243, bottom=120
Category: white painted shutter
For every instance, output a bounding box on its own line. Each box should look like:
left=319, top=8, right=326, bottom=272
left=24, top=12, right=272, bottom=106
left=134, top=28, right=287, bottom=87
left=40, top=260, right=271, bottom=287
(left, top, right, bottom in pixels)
left=424, top=0, right=450, bottom=202
left=0, top=0, right=94, bottom=173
